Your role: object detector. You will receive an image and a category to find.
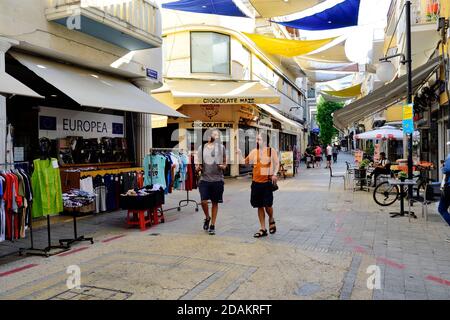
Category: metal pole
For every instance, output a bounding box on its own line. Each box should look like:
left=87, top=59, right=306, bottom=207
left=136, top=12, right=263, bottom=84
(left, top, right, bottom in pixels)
left=406, top=1, right=414, bottom=194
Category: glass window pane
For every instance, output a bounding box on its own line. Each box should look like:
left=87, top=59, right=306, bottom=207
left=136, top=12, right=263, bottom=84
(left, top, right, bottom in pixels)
left=191, top=32, right=230, bottom=74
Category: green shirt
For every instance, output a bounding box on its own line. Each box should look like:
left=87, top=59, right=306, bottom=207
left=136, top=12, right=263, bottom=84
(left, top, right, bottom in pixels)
left=31, top=158, right=63, bottom=217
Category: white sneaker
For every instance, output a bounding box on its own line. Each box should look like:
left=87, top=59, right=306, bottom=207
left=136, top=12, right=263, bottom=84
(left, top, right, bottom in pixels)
left=445, top=238, right=450, bottom=243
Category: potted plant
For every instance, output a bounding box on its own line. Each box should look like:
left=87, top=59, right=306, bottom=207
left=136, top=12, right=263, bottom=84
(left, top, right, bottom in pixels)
left=398, top=171, right=408, bottom=182
left=355, top=159, right=370, bottom=179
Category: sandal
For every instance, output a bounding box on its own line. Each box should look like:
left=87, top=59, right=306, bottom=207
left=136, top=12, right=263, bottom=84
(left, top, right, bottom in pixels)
left=254, top=229, right=268, bottom=238
left=269, top=220, right=277, bottom=234
left=203, top=217, right=211, bottom=231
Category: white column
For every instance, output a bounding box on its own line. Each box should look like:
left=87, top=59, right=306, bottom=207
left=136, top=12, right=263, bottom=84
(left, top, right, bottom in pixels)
left=0, top=38, right=14, bottom=166
left=136, top=112, right=152, bottom=167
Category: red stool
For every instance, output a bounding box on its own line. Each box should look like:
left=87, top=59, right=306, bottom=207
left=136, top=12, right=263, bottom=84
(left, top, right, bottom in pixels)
left=126, top=210, right=152, bottom=231
left=149, top=206, right=165, bottom=225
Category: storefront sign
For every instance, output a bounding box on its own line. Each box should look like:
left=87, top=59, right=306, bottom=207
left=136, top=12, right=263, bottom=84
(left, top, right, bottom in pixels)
left=202, top=98, right=255, bottom=104
left=191, top=122, right=234, bottom=129
left=402, top=103, right=414, bottom=134
left=354, top=150, right=364, bottom=164
left=280, top=151, right=294, bottom=177
left=39, top=107, right=125, bottom=139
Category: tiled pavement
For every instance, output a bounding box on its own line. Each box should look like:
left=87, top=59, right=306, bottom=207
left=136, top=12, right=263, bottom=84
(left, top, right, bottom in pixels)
left=1, top=153, right=450, bottom=300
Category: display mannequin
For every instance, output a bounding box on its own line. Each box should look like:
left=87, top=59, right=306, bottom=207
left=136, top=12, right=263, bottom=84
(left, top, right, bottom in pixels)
left=38, top=137, right=51, bottom=160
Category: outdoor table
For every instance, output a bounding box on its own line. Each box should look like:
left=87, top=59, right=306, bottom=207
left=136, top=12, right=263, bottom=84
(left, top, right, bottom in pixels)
left=388, top=179, right=418, bottom=222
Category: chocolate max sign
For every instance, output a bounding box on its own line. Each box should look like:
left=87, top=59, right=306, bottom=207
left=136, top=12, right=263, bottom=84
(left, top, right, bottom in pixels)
left=202, top=98, right=255, bottom=104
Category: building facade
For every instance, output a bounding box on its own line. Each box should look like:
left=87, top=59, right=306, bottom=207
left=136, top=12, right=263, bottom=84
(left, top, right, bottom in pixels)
left=0, top=0, right=181, bottom=170
left=152, top=8, right=308, bottom=176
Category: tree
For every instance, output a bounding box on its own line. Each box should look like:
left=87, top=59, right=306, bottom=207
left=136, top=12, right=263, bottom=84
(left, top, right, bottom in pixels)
left=316, top=96, right=344, bottom=145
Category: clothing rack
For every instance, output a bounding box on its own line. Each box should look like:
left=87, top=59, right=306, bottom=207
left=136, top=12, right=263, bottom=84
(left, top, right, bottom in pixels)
left=148, top=148, right=199, bottom=213
left=0, top=162, right=69, bottom=257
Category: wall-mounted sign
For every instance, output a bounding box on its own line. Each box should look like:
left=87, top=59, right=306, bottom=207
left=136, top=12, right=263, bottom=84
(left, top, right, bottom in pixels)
left=39, top=106, right=125, bottom=139
left=146, top=68, right=158, bottom=80
left=191, top=122, right=234, bottom=129
left=202, top=97, right=255, bottom=104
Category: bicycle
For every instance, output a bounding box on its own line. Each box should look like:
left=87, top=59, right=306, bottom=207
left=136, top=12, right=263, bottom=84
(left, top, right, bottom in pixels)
left=372, top=163, right=435, bottom=207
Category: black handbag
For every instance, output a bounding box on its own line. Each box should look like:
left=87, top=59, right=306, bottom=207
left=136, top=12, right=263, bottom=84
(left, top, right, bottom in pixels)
left=268, top=147, right=279, bottom=192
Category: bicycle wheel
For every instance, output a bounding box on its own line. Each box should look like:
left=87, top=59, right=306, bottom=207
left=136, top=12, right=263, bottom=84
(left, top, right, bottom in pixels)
left=373, top=181, right=400, bottom=206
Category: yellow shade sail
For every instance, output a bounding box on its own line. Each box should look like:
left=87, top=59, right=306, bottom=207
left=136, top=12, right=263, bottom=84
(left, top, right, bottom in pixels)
left=249, top=0, right=322, bottom=18
left=243, top=33, right=337, bottom=58
left=322, top=83, right=362, bottom=98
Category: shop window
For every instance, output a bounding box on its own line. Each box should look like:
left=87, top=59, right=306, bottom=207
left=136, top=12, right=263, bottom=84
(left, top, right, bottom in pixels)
left=191, top=32, right=230, bottom=74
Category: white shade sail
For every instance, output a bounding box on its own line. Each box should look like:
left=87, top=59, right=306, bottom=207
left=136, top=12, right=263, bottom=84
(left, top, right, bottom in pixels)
left=10, top=52, right=186, bottom=118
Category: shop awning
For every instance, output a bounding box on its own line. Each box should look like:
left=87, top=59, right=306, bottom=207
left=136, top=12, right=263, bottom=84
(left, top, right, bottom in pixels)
left=333, top=57, right=441, bottom=131
left=152, top=79, right=280, bottom=105
left=0, top=71, right=43, bottom=98
left=10, top=52, right=186, bottom=118
left=258, top=104, right=303, bottom=132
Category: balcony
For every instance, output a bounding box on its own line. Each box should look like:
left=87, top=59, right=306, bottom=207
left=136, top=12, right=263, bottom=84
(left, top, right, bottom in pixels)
left=45, top=0, right=162, bottom=51
left=411, top=0, right=440, bottom=25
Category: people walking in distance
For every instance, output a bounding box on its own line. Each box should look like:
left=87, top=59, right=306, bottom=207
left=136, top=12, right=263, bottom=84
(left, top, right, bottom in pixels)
left=325, top=144, right=333, bottom=169
left=305, top=145, right=314, bottom=169
left=314, top=145, right=322, bottom=168
left=237, top=133, right=279, bottom=238
left=195, top=129, right=227, bottom=235
left=332, top=144, right=338, bottom=163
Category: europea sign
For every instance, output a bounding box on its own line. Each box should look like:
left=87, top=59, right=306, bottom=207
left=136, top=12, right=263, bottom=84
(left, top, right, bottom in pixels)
left=39, top=106, right=125, bottom=139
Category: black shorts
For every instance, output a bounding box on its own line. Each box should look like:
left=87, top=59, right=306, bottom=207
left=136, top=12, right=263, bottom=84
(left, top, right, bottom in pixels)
left=199, top=180, right=224, bottom=203
left=315, top=156, right=322, bottom=162
left=327, top=155, right=332, bottom=161
left=250, top=182, right=274, bottom=208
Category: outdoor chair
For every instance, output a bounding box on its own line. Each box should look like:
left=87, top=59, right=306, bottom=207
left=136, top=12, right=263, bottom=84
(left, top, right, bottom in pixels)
left=422, top=182, right=442, bottom=223
left=345, top=161, right=355, bottom=189
left=329, top=166, right=346, bottom=191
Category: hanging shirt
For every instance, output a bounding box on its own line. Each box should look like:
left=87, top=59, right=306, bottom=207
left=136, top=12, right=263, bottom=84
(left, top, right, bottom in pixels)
left=31, top=158, right=63, bottom=218
left=0, top=177, right=5, bottom=242
left=144, top=155, right=167, bottom=189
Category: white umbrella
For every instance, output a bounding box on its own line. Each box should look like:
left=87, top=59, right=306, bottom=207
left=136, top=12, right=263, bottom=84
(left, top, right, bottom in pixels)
left=354, top=126, right=419, bottom=141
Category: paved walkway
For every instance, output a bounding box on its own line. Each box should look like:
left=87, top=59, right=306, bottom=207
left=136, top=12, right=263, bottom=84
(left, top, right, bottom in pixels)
left=1, top=153, right=450, bottom=300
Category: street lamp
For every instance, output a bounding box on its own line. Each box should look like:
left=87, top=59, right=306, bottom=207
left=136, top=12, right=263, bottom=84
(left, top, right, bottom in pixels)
left=376, top=60, right=397, bottom=82
left=378, top=0, right=414, bottom=200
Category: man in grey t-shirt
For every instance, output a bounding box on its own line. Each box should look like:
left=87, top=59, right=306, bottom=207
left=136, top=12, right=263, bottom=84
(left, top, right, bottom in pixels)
left=195, top=129, right=227, bottom=235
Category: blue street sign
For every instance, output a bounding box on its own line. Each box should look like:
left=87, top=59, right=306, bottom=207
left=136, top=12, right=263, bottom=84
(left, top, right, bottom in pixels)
left=402, top=118, right=414, bottom=134
left=146, top=68, right=158, bottom=80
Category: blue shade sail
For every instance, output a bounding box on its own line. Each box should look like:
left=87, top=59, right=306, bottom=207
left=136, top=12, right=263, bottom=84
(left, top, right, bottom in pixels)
left=272, top=0, right=361, bottom=31
left=162, top=0, right=249, bottom=17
